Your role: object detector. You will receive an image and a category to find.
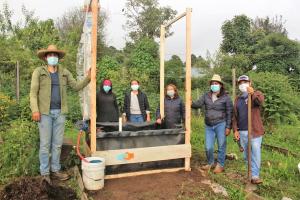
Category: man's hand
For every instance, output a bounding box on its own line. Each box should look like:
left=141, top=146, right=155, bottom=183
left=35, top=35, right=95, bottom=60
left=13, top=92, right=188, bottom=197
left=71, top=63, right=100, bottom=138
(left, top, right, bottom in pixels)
left=225, top=128, right=231, bottom=136
left=234, top=131, right=240, bottom=140
left=156, top=119, right=162, bottom=124
left=87, top=68, right=91, bottom=78
left=146, top=115, right=151, bottom=122
left=247, top=86, right=254, bottom=95
left=32, top=112, right=41, bottom=122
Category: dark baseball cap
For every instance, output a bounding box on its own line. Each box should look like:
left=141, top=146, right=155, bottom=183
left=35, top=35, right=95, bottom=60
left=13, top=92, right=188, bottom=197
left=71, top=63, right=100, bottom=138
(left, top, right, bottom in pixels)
left=237, top=75, right=250, bottom=83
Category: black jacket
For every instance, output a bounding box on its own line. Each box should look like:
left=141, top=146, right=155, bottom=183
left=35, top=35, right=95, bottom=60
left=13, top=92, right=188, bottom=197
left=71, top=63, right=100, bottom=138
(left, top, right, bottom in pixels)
left=156, top=96, right=185, bottom=129
left=124, top=90, right=150, bottom=121
left=192, top=91, right=233, bottom=128
left=96, top=84, right=119, bottom=122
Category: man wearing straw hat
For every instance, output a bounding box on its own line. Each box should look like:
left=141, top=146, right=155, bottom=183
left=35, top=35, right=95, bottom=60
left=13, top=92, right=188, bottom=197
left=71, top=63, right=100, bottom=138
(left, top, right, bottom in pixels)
left=232, top=75, right=264, bottom=184
left=30, top=45, right=91, bottom=183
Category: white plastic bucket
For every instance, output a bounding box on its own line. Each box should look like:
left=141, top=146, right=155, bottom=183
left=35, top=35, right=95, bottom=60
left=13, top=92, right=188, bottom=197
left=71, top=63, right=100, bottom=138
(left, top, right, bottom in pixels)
left=81, top=157, right=105, bottom=190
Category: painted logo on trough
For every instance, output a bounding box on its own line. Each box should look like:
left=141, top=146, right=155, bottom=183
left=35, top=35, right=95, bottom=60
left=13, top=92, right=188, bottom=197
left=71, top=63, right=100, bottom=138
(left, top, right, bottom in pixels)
left=116, top=152, right=134, bottom=161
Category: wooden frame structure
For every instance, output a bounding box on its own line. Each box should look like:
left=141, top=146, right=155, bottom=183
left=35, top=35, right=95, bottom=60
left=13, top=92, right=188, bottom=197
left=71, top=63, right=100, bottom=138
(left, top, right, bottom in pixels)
left=89, top=5, right=192, bottom=179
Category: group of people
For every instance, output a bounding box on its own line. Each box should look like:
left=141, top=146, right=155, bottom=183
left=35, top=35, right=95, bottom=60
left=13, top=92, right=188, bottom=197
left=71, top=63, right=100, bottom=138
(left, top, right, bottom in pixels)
left=192, top=74, right=264, bottom=185
left=96, top=79, right=185, bottom=129
left=30, top=45, right=264, bottom=185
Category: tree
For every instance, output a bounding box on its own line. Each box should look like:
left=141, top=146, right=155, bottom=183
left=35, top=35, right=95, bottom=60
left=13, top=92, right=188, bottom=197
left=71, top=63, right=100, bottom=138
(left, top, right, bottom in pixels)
left=165, top=55, right=184, bottom=87
left=221, top=15, right=252, bottom=54
left=124, top=0, right=177, bottom=41
left=252, top=16, right=288, bottom=36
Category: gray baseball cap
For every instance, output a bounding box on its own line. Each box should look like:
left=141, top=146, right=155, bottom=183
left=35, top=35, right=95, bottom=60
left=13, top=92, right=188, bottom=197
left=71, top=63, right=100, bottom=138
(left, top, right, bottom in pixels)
left=237, top=75, right=250, bottom=83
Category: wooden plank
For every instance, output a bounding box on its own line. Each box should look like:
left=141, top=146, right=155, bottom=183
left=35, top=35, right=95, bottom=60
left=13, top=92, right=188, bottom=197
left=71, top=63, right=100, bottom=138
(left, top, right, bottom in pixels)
left=232, top=67, right=236, bottom=100
left=90, top=0, right=98, bottom=153
left=165, top=12, right=187, bottom=27
left=160, top=25, right=166, bottom=119
left=92, top=144, right=191, bottom=166
left=105, top=167, right=185, bottom=179
left=184, top=7, right=192, bottom=171
left=247, top=93, right=252, bottom=180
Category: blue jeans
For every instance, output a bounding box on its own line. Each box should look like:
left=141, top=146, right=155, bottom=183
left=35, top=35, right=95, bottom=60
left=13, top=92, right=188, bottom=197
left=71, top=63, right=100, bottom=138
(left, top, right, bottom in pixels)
left=38, top=109, right=65, bottom=175
left=205, top=122, right=226, bottom=167
left=129, top=114, right=144, bottom=123
left=240, top=131, right=262, bottom=179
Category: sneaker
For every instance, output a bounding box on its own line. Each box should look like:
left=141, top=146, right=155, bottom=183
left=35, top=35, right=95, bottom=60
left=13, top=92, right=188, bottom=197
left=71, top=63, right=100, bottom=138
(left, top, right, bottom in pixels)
left=213, top=164, right=224, bottom=174
left=41, top=175, right=51, bottom=184
left=51, top=171, right=70, bottom=181
left=201, top=164, right=212, bottom=171
left=251, top=178, right=263, bottom=184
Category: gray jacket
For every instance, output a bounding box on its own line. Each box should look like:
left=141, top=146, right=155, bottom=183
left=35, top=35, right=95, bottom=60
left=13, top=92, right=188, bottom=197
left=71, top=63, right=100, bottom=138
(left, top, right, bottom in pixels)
left=192, top=92, right=233, bottom=128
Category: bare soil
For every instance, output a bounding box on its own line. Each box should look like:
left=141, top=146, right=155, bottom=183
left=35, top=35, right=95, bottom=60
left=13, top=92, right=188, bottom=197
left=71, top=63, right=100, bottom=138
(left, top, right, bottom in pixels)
left=89, top=168, right=223, bottom=200
left=0, top=177, right=77, bottom=200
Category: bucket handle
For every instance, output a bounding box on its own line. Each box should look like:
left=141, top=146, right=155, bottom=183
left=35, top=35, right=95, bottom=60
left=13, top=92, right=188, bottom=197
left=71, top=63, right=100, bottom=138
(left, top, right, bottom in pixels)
left=83, top=171, right=103, bottom=181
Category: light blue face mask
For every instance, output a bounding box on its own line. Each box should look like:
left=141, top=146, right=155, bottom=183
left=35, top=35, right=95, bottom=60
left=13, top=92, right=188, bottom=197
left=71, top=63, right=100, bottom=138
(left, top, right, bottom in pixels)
left=211, top=84, right=220, bottom=93
left=47, top=56, right=59, bottom=66
left=131, top=85, right=139, bottom=91
left=103, top=85, right=111, bottom=93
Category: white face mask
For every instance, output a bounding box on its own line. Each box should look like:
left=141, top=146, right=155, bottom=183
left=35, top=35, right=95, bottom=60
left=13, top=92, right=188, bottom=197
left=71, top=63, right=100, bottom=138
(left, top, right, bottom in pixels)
left=239, top=83, right=249, bottom=93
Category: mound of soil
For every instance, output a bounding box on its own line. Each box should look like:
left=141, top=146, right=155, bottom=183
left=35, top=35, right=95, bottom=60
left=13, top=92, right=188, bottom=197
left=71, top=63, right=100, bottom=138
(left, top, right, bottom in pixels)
left=0, top=177, right=77, bottom=200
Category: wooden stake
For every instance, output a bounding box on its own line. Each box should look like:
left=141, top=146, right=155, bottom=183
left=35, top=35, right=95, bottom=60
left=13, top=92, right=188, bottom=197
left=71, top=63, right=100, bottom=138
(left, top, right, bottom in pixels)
left=90, top=0, right=98, bottom=153
left=16, top=61, right=20, bottom=103
left=185, top=8, right=192, bottom=171
left=247, top=93, right=252, bottom=180
left=232, top=67, right=236, bottom=100
left=160, top=25, right=166, bottom=119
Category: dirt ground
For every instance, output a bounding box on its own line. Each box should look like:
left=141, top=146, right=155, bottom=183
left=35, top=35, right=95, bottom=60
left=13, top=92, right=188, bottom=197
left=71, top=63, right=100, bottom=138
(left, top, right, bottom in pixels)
left=90, top=168, right=225, bottom=200
left=0, top=177, right=77, bottom=200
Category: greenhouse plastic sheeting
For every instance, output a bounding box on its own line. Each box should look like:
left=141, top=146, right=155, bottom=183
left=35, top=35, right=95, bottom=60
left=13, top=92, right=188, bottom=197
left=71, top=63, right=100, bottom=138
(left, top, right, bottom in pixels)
left=76, top=6, right=92, bottom=120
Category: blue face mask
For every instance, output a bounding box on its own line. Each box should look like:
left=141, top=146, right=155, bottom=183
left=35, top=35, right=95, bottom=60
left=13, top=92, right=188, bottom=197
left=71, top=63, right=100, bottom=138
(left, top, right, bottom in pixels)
left=103, top=85, right=111, bottom=93
left=131, top=85, right=139, bottom=91
left=47, top=56, right=59, bottom=66
left=211, top=84, right=220, bottom=93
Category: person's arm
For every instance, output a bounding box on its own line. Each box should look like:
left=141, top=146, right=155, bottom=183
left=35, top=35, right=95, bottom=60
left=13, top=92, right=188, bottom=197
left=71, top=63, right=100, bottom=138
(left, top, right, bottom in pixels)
left=225, top=96, right=233, bottom=136
left=252, top=90, right=264, bottom=107
left=180, top=99, right=186, bottom=123
left=30, top=69, right=41, bottom=121
left=123, top=93, right=128, bottom=121
left=232, top=98, right=239, bottom=140
left=191, top=93, right=205, bottom=109
left=225, top=96, right=233, bottom=129
left=113, top=94, right=120, bottom=116
left=66, top=69, right=90, bottom=91
left=144, top=94, right=151, bottom=122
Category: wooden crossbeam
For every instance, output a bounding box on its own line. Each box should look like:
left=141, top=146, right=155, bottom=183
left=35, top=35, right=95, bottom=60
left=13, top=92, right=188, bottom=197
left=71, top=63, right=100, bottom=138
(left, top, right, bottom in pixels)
left=92, top=144, right=191, bottom=166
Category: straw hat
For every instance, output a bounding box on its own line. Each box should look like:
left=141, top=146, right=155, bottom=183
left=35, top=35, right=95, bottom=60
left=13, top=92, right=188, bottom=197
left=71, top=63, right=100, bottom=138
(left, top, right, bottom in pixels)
left=37, top=44, right=66, bottom=60
left=210, top=74, right=223, bottom=85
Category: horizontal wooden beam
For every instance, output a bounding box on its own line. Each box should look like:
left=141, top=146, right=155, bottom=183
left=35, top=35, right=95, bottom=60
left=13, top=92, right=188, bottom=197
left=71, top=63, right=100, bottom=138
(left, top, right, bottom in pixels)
left=92, top=144, right=191, bottom=166
left=105, top=167, right=185, bottom=179
left=165, top=12, right=187, bottom=28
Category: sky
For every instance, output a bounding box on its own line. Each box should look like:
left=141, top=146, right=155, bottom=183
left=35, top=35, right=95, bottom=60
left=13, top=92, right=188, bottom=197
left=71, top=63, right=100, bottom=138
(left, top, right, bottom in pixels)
left=3, top=0, right=300, bottom=60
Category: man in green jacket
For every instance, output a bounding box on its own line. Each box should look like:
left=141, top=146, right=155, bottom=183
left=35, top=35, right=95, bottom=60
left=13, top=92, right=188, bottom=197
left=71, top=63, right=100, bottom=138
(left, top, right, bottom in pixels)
left=30, top=45, right=91, bottom=183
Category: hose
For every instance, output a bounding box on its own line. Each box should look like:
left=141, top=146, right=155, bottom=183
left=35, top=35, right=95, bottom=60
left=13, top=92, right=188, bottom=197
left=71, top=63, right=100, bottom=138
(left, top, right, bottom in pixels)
left=76, top=130, right=90, bottom=163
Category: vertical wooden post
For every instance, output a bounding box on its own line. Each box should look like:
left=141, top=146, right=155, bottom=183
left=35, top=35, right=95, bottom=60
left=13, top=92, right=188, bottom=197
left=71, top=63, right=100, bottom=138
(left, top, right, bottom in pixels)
left=185, top=8, right=192, bottom=171
left=90, top=0, right=99, bottom=153
left=232, top=67, right=236, bottom=100
left=16, top=61, right=20, bottom=103
left=247, top=94, right=252, bottom=180
left=160, top=25, right=166, bottom=119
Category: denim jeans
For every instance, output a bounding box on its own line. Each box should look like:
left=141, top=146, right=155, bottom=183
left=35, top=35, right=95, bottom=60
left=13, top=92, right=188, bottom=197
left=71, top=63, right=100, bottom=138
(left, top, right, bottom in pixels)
left=239, top=131, right=262, bottom=179
left=129, top=114, right=144, bottom=123
left=38, top=109, right=65, bottom=175
left=205, top=121, right=226, bottom=167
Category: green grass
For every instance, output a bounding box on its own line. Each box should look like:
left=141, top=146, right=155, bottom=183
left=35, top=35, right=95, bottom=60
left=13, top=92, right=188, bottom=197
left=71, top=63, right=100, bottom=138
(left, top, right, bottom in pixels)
left=191, top=115, right=300, bottom=200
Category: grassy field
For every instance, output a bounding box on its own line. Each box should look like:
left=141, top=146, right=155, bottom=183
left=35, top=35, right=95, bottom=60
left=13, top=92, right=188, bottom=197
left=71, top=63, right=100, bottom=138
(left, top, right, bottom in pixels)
left=191, top=115, right=300, bottom=200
